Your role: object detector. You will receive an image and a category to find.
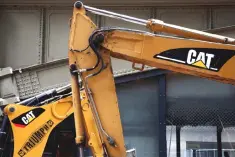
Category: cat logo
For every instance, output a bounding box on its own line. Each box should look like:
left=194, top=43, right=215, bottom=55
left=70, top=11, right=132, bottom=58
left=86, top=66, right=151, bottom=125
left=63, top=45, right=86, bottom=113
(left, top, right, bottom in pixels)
left=12, top=108, right=45, bottom=128
left=22, top=111, right=35, bottom=125
left=186, top=50, right=215, bottom=70
left=154, top=48, right=235, bottom=72
left=18, top=120, right=54, bottom=157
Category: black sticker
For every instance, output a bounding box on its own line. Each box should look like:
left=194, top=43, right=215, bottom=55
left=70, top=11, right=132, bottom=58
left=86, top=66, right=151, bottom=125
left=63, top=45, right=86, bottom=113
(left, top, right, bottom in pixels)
left=12, top=108, right=45, bottom=128
left=154, top=48, right=235, bottom=72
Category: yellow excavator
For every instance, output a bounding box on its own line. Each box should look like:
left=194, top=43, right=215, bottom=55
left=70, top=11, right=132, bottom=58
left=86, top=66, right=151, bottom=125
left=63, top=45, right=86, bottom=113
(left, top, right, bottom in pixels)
left=1, top=1, right=235, bottom=157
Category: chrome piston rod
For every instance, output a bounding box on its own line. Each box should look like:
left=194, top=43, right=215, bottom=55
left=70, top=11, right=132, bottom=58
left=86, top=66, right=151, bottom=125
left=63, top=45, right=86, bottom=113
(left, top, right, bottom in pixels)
left=77, top=2, right=235, bottom=44
left=83, top=4, right=147, bottom=25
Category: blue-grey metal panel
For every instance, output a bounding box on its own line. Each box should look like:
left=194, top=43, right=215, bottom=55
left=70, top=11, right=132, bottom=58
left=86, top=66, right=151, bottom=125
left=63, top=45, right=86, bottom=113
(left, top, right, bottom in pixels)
left=212, top=7, right=235, bottom=28
left=116, top=77, right=159, bottom=157
left=45, top=9, right=72, bottom=62
left=206, top=26, right=235, bottom=39
left=157, top=8, right=208, bottom=30
left=0, top=8, right=42, bottom=68
left=45, top=8, right=96, bottom=62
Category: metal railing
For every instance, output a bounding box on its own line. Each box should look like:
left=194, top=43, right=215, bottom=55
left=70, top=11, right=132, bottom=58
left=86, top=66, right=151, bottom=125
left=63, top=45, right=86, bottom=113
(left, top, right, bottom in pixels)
left=186, top=149, right=235, bottom=157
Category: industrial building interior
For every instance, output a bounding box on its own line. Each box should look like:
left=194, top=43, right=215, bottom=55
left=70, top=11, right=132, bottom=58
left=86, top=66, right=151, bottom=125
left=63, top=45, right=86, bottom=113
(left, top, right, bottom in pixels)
left=1, top=0, right=235, bottom=157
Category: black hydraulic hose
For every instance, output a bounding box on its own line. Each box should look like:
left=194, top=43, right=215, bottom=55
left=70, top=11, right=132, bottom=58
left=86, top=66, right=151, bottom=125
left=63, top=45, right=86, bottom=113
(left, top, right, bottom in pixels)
left=88, top=30, right=105, bottom=76
left=75, top=27, right=151, bottom=73
left=69, top=31, right=101, bottom=73
left=84, top=30, right=102, bottom=72
left=86, top=27, right=157, bottom=76
left=20, top=85, right=71, bottom=106
left=20, top=90, right=57, bottom=106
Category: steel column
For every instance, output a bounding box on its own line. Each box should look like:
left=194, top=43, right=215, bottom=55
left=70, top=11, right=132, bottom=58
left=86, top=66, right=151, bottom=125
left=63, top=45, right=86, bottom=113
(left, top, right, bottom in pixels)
left=176, top=126, right=181, bottom=157
left=158, top=74, right=167, bottom=157
left=193, top=150, right=196, bottom=157
left=217, top=126, right=222, bottom=157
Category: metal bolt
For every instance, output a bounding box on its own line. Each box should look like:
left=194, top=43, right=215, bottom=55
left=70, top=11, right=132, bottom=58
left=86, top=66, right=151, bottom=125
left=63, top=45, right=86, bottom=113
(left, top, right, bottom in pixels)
left=74, top=1, right=83, bottom=9
left=9, top=107, right=15, bottom=113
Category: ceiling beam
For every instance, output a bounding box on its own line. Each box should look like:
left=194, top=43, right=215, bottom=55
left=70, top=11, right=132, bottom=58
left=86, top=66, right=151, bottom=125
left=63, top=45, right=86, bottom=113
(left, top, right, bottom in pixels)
left=1, top=0, right=235, bottom=6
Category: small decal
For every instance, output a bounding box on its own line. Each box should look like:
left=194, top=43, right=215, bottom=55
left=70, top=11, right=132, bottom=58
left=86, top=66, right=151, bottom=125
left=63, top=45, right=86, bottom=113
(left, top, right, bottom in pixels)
left=154, top=48, right=235, bottom=72
left=18, top=120, right=54, bottom=157
left=12, top=108, right=45, bottom=128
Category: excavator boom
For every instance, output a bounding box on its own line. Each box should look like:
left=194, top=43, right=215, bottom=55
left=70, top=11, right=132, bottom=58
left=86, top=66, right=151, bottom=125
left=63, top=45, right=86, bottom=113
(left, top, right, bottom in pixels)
left=102, top=29, right=235, bottom=84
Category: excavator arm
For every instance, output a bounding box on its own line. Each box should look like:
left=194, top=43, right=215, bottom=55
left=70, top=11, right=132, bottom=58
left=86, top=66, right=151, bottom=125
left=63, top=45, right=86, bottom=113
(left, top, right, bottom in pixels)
left=68, top=2, right=235, bottom=157
left=102, top=29, right=235, bottom=84
left=68, top=4, right=127, bottom=156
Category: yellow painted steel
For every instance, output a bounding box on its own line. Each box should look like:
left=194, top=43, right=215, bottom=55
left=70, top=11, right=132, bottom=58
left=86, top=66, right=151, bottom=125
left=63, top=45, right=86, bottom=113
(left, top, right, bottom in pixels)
left=68, top=6, right=126, bottom=157
left=146, top=20, right=235, bottom=44
left=71, top=71, right=85, bottom=144
left=68, top=4, right=235, bottom=157
left=102, top=30, right=235, bottom=85
left=4, top=88, right=106, bottom=157
left=80, top=91, right=104, bottom=156
left=4, top=96, right=73, bottom=157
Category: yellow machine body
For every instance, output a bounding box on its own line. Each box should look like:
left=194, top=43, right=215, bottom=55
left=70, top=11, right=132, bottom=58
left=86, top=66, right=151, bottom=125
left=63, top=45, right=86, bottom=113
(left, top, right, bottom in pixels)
left=67, top=4, right=235, bottom=157
left=68, top=7, right=126, bottom=156
left=102, top=30, right=235, bottom=84
left=80, top=91, right=104, bottom=156
left=3, top=89, right=105, bottom=157
left=4, top=96, right=74, bottom=157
